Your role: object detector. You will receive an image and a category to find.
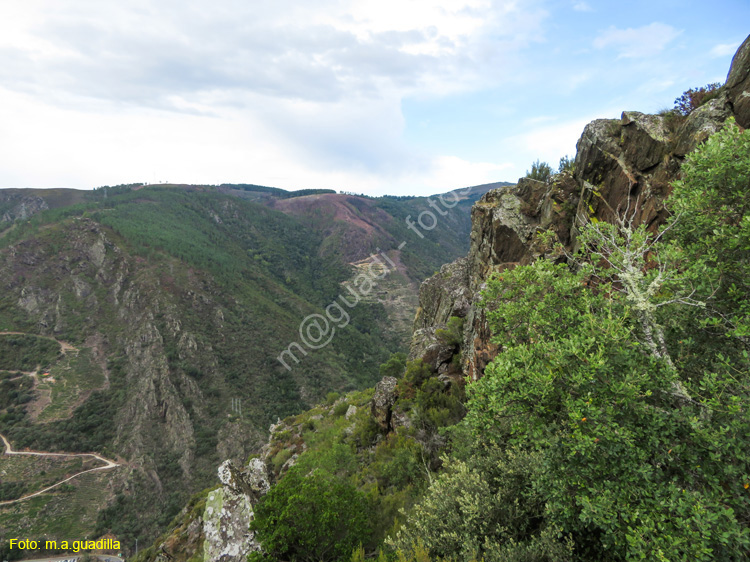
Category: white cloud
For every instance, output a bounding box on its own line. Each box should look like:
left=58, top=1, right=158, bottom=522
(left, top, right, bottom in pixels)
left=0, top=84, right=511, bottom=196
left=593, top=23, right=681, bottom=59
left=710, top=41, right=741, bottom=58
left=572, top=2, right=592, bottom=12
left=0, top=0, right=546, bottom=108
left=0, top=0, right=550, bottom=192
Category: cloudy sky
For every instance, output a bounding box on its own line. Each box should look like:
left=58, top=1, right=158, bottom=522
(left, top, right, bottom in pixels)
left=0, top=1, right=747, bottom=195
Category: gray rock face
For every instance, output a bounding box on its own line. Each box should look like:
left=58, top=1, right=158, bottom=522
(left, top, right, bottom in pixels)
left=674, top=96, right=732, bottom=157
left=0, top=191, right=49, bottom=223
left=726, top=34, right=750, bottom=128
left=409, top=173, right=578, bottom=381
left=371, top=376, right=398, bottom=431
left=410, top=37, right=750, bottom=384
left=202, top=459, right=270, bottom=562
left=621, top=111, right=669, bottom=170
left=412, top=258, right=472, bottom=333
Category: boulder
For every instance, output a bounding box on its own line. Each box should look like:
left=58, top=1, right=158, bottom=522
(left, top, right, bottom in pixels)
left=409, top=326, right=456, bottom=366
left=674, top=95, right=733, bottom=157
left=621, top=111, right=669, bottom=170
left=371, top=376, right=398, bottom=431
left=726, top=34, right=750, bottom=128
left=202, top=459, right=270, bottom=562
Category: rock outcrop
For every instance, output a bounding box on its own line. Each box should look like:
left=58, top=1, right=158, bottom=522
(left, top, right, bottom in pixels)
left=727, top=34, right=750, bottom=128
left=371, top=376, right=398, bottom=431
left=0, top=190, right=49, bottom=223
left=410, top=34, right=750, bottom=383
left=202, top=459, right=270, bottom=562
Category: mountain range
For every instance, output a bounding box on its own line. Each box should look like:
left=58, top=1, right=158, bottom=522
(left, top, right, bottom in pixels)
left=0, top=180, right=505, bottom=546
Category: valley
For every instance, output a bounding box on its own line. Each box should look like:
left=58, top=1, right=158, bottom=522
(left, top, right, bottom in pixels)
left=0, top=183, right=491, bottom=549
left=0, top=3, right=747, bottom=561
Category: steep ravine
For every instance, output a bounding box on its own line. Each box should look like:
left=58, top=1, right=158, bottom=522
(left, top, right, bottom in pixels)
left=139, top=35, right=750, bottom=562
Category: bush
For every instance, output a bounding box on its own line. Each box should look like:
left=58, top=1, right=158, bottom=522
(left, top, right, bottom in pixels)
left=379, top=352, right=407, bottom=379
left=669, top=117, right=750, bottom=338
left=333, top=401, right=350, bottom=417
left=272, top=448, right=294, bottom=473
left=525, top=160, right=552, bottom=182
left=392, top=437, right=570, bottom=562
left=674, top=82, right=722, bottom=116
left=557, top=155, right=574, bottom=173
left=466, top=254, right=750, bottom=560
left=250, top=467, right=373, bottom=562
left=435, top=317, right=464, bottom=347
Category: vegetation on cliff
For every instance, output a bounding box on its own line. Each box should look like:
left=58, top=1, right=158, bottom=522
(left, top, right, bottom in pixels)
left=390, top=118, right=750, bottom=561
left=0, top=182, right=481, bottom=547
left=244, top=118, right=750, bottom=562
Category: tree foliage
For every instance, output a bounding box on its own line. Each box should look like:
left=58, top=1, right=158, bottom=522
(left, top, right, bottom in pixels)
left=558, top=155, right=574, bottom=173
left=668, top=117, right=750, bottom=339
left=250, top=466, right=373, bottom=562
left=396, top=121, right=750, bottom=561
left=525, top=160, right=552, bottom=182
left=674, top=82, right=722, bottom=116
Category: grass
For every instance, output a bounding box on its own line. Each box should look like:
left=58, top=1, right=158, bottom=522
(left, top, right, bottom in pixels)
left=36, top=348, right=106, bottom=422
left=0, top=469, right=115, bottom=539
left=0, top=454, right=102, bottom=501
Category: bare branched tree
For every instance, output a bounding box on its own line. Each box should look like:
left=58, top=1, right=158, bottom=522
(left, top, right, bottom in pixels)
left=566, top=185, right=710, bottom=403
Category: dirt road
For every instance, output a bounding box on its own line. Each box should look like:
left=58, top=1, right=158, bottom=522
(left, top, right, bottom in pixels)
left=0, top=433, right=119, bottom=506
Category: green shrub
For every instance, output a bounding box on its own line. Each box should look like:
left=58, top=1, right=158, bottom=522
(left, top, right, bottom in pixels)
left=272, top=448, right=294, bottom=473
left=466, top=252, right=750, bottom=559
left=525, top=160, right=552, bottom=182
left=379, top=352, right=407, bottom=379
left=250, top=467, right=373, bottom=562
left=349, top=414, right=381, bottom=448
left=674, top=82, right=722, bottom=115
left=435, top=317, right=464, bottom=347
left=392, top=443, right=571, bottom=562
left=333, top=401, right=350, bottom=417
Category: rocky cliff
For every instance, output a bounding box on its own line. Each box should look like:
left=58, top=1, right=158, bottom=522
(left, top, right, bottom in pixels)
left=409, top=34, right=750, bottom=383
left=0, top=190, right=49, bottom=223
left=133, top=36, right=750, bottom=562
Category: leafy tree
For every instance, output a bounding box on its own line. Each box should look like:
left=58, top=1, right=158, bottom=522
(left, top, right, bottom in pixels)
left=674, top=82, right=722, bottom=116
left=667, top=117, right=750, bottom=340
left=380, top=352, right=407, bottom=379
left=405, top=121, right=750, bottom=560
left=466, top=259, right=750, bottom=560
left=525, top=160, right=552, bottom=182
left=558, top=155, right=574, bottom=173
left=250, top=466, right=373, bottom=562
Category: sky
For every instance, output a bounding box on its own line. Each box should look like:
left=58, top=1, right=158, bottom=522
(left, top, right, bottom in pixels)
left=0, top=1, right=747, bottom=196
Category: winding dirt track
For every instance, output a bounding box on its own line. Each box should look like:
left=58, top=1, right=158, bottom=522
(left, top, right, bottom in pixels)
left=0, top=331, right=79, bottom=355
left=0, top=433, right=120, bottom=506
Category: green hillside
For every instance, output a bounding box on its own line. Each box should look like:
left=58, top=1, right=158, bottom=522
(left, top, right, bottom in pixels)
left=0, top=183, right=483, bottom=546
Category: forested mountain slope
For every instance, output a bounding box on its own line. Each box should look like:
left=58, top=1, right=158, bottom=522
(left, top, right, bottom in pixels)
left=0, top=183, right=487, bottom=547
left=137, top=34, right=750, bottom=562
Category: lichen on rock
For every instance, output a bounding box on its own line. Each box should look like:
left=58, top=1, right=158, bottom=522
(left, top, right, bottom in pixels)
left=202, top=459, right=270, bottom=562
